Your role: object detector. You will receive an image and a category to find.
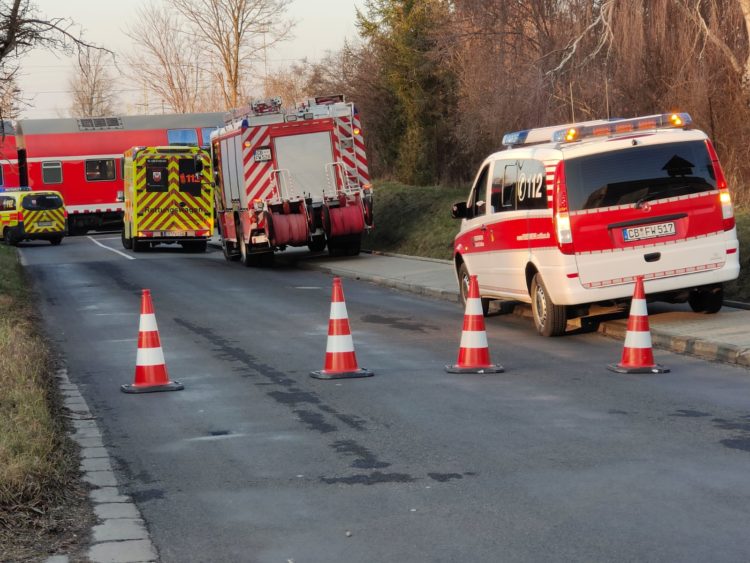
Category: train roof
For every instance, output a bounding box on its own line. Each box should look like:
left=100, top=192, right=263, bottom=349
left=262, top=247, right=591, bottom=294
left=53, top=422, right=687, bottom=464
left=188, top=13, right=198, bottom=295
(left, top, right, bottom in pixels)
left=16, top=112, right=225, bottom=135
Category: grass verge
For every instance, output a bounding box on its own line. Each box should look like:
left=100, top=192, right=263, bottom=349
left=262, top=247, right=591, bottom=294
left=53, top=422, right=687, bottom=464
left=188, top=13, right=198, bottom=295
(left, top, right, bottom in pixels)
left=0, top=245, right=92, bottom=561
left=364, top=181, right=750, bottom=301
left=362, top=180, right=464, bottom=260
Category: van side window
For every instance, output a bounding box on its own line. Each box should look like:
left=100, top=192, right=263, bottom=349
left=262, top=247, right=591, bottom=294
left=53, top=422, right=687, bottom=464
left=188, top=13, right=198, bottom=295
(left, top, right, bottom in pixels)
left=0, top=195, right=15, bottom=210
left=516, top=160, right=547, bottom=210
left=468, top=164, right=489, bottom=218
left=490, top=160, right=517, bottom=213
left=42, top=161, right=62, bottom=184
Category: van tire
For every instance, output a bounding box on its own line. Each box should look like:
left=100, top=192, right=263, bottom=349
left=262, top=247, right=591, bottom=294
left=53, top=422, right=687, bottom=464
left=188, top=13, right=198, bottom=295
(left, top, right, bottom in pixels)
left=531, top=273, right=567, bottom=336
left=132, top=239, right=148, bottom=252
left=49, top=236, right=63, bottom=246
left=458, top=263, right=490, bottom=316
left=4, top=227, right=19, bottom=246
left=688, top=284, right=723, bottom=314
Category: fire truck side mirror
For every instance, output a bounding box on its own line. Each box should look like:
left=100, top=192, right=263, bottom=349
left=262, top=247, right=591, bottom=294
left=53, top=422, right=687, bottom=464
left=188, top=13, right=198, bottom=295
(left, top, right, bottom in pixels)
left=451, top=201, right=467, bottom=219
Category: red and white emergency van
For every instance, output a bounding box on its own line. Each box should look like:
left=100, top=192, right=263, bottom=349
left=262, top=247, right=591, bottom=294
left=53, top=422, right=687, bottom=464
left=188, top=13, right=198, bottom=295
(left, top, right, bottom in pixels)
left=212, top=95, right=372, bottom=265
left=452, top=113, right=740, bottom=336
left=14, top=112, right=224, bottom=234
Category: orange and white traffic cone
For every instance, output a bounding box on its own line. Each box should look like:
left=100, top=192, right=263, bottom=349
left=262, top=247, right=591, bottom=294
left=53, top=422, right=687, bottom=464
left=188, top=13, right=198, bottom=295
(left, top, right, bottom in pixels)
left=310, top=277, right=373, bottom=380
left=121, top=289, right=184, bottom=393
left=446, top=275, right=503, bottom=374
left=608, top=275, right=669, bottom=374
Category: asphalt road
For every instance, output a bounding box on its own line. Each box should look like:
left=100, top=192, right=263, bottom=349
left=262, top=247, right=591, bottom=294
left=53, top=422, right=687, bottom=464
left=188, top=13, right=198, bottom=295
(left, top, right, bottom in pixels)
left=20, top=234, right=750, bottom=562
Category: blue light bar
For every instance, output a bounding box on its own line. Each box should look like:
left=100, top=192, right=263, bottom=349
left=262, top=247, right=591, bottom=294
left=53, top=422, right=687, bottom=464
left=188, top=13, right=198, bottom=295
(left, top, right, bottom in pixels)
left=501, top=130, right=529, bottom=147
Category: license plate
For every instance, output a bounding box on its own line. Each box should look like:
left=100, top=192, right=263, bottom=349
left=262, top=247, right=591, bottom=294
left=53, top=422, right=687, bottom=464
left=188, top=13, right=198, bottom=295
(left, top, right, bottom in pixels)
left=37, top=221, right=53, bottom=227
left=254, top=147, right=272, bottom=162
left=163, top=231, right=186, bottom=237
left=623, top=221, right=675, bottom=242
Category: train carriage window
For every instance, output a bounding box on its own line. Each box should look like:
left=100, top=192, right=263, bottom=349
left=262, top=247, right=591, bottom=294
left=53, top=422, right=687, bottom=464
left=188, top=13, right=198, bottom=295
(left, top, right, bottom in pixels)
left=85, top=159, right=116, bottom=182
left=42, top=161, right=62, bottom=184
left=0, top=165, right=4, bottom=186
left=167, top=128, right=199, bottom=146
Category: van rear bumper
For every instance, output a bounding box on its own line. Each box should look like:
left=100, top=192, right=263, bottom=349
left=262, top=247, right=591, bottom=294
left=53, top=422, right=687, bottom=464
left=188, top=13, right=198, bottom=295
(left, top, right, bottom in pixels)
left=548, top=254, right=740, bottom=305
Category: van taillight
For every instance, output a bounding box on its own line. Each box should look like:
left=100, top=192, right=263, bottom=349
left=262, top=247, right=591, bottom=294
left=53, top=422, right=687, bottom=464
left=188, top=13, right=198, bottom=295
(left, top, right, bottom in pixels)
left=17, top=211, right=23, bottom=222
left=552, top=160, right=574, bottom=255
left=705, top=139, right=735, bottom=230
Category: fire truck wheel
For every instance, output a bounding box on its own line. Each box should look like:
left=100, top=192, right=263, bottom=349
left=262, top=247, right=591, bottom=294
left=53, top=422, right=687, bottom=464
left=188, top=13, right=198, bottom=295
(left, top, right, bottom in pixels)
left=222, top=238, right=240, bottom=261
left=688, top=284, right=723, bottom=314
left=308, top=235, right=326, bottom=252
left=259, top=252, right=274, bottom=267
left=531, top=273, right=567, bottom=337
left=121, top=229, right=133, bottom=250
left=345, top=234, right=361, bottom=256
left=238, top=232, right=253, bottom=268
left=457, top=263, right=490, bottom=316
left=49, top=236, right=63, bottom=246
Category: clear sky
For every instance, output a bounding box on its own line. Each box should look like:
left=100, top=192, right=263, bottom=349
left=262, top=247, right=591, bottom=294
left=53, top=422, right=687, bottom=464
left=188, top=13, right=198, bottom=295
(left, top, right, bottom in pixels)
left=16, top=0, right=362, bottom=119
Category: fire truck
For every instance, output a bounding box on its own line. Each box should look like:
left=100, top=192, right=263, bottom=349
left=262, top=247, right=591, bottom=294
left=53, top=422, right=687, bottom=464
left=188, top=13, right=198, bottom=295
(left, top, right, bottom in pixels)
left=211, top=95, right=373, bottom=265
left=14, top=112, right=224, bottom=235
left=121, top=146, right=213, bottom=252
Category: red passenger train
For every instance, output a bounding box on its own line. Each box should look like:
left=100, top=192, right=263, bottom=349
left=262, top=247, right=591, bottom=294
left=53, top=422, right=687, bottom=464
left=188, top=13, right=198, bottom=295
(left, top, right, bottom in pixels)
left=1, top=113, right=224, bottom=234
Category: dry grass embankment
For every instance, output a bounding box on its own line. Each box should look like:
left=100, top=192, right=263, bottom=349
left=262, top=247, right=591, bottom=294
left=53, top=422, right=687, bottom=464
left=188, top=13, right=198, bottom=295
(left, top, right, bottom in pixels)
left=364, top=181, right=750, bottom=302
left=0, top=245, right=92, bottom=560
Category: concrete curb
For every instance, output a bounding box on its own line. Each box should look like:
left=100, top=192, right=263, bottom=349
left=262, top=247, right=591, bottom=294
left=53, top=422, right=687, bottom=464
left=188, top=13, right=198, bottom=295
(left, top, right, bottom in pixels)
left=47, top=369, right=159, bottom=563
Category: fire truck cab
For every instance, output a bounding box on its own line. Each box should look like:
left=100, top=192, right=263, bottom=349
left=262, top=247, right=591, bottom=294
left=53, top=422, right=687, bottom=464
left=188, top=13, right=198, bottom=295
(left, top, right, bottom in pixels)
left=452, top=113, right=740, bottom=336
left=121, top=146, right=213, bottom=252
left=212, top=95, right=373, bottom=265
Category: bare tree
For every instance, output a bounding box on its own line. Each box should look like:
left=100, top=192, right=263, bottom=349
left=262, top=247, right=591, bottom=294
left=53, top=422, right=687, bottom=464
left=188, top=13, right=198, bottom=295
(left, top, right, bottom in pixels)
left=0, top=73, right=19, bottom=118
left=168, top=0, right=294, bottom=109
left=262, top=60, right=311, bottom=106
left=0, top=0, right=107, bottom=120
left=125, top=3, right=209, bottom=114
left=69, top=47, right=117, bottom=117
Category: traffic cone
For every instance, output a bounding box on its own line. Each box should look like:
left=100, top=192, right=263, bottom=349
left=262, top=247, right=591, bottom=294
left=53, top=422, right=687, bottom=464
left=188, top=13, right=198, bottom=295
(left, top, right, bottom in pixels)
left=608, top=275, right=669, bottom=374
left=446, top=275, right=503, bottom=374
left=310, top=277, right=373, bottom=380
left=121, top=289, right=184, bottom=393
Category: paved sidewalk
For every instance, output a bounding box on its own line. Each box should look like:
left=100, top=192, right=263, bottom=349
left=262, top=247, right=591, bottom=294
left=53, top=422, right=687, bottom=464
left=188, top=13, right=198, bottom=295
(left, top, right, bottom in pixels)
left=280, top=249, right=750, bottom=369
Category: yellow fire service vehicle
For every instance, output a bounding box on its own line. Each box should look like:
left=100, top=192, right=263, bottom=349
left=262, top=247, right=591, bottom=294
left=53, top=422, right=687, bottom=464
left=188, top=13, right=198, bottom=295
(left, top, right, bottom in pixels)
left=121, top=146, right=213, bottom=252
left=0, top=187, right=66, bottom=246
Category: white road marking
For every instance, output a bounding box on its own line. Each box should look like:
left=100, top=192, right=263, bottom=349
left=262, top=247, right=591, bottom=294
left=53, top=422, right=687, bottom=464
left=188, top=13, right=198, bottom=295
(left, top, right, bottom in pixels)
left=87, top=236, right=135, bottom=260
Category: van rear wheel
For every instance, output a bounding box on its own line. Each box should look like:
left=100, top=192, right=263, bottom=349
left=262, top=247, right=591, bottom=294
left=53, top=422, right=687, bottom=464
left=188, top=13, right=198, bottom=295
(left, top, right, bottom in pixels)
left=688, top=284, right=723, bottom=314
left=531, top=273, right=567, bottom=336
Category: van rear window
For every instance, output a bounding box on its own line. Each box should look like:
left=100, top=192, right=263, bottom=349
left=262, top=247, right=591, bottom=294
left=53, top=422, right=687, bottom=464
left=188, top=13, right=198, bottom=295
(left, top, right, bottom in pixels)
left=22, top=193, right=63, bottom=210
left=564, top=141, right=716, bottom=211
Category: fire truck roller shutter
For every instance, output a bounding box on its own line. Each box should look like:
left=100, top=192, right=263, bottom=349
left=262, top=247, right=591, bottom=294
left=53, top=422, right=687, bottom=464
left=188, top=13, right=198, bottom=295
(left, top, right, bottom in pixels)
left=269, top=211, right=308, bottom=246
left=322, top=201, right=365, bottom=238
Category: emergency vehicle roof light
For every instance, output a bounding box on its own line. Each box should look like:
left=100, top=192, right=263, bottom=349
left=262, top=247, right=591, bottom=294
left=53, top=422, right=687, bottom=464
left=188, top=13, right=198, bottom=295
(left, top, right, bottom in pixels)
left=0, top=186, right=31, bottom=192
left=501, top=119, right=612, bottom=148
left=551, top=112, right=692, bottom=143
